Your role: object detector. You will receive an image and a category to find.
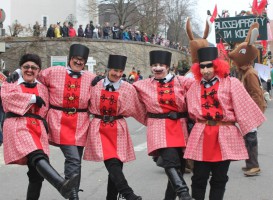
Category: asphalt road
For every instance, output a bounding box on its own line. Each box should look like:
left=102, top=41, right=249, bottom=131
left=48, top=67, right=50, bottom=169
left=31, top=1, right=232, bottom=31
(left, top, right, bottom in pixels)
left=1, top=102, right=273, bottom=200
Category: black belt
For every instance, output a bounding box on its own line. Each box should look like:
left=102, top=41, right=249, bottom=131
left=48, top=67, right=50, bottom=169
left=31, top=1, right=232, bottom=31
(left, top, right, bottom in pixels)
left=93, top=114, right=123, bottom=122
left=50, top=105, right=88, bottom=114
left=147, top=112, right=188, bottom=120
left=5, top=112, right=49, bottom=134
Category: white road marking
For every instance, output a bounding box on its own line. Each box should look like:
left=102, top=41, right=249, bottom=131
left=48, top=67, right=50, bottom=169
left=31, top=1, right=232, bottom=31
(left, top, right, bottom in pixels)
left=134, top=142, right=147, bottom=152
left=134, top=125, right=146, bottom=134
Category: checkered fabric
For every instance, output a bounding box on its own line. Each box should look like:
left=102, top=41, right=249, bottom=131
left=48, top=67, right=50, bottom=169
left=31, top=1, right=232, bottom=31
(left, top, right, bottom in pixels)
left=1, top=82, right=49, bottom=165
left=38, top=66, right=95, bottom=146
left=184, top=77, right=266, bottom=161
left=133, top=76, right=194, bottom=156
left=84, top=80, right=146, bottom=162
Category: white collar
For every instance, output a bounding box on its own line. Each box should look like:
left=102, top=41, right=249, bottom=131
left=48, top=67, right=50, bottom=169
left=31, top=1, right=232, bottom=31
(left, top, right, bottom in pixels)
left=17, top=76, right=40, bottom=85
left=164, top=73, right=174, bottom=83
left=200, top=76, right=219, bottom=88
left=104, top=76, right=123, bottom=90
left=66, top=66, right=84, bottom=74
left=153, top=73, right=174, bottom=83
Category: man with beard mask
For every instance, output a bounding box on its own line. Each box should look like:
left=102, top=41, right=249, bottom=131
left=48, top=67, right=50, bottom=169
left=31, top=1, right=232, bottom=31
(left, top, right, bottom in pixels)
left=84, top=54, right=146, bottom=200
left=133, top=50, right=194, bottom=200
left=184, top=47, right=266, bottom=200
left=7, top=44, right=95, bottom=200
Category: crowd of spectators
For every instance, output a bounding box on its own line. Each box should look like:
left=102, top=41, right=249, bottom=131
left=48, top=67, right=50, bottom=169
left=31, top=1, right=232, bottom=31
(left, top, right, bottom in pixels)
left=35, top=20, right=189, bottom=53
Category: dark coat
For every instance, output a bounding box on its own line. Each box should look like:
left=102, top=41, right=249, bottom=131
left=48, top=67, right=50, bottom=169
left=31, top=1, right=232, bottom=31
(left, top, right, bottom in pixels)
left=78, top=27, right=84, bottom=37
left=85, top=27, right=93, bottom=38
left=46, top=26, right=54, bottom=38
left=62, top=25, right=69, bottom=37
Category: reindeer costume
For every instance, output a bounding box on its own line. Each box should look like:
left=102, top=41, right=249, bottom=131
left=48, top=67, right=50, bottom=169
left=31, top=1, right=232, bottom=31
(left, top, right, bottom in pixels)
left=228, top=22, right=267, bottom=176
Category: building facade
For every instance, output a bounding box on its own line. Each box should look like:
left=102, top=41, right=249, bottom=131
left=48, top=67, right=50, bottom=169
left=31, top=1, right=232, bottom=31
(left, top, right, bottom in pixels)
left=7, top=0, right=97, bottom=29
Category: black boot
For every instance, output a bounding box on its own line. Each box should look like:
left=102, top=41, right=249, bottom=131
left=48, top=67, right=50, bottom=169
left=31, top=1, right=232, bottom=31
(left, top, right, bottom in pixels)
left=165, top=168, right=192, bottom=200
left=110, top=171, right=142, bottom=200
left=124, top=193, right=142, bottom=200
left=26, top=181, right=43, bottom=200
left=69, top=188, right=79, bottom=200
left=163, top=180, right=176, bottom=200
left=209, top=188, right=225, bottom=200
left=106, top=175, right=119, bottom=200
left=191, top=187, right=206, bottom=200
left=35, top=159, right=79, bottom=199
left=69, top=169, right=81, bottom=200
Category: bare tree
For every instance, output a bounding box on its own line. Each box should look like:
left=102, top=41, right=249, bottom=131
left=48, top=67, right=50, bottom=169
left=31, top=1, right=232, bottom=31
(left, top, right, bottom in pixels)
left=97, top=0, right=143, bottom=28
left=164, top=0, right=198, bottom=45
left=80, top=0, right=199, bottom=42
left=137, top=0, right=165, bottom=35
left=80, top=0, right=160, bottom=30
left=8, top=20, right=24, bottom=37
left=66, top=14, right=78, bottom=25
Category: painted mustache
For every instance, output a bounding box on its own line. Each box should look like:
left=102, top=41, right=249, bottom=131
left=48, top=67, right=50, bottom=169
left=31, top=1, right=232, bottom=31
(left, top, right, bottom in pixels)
left=153, top=69, right=164, bottom=73
left=73, top=61, right=84, bottom=66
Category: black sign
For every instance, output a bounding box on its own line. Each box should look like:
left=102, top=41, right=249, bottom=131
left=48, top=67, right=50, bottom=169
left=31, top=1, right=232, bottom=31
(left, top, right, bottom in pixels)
left=215, top=16, right=267, bottom=43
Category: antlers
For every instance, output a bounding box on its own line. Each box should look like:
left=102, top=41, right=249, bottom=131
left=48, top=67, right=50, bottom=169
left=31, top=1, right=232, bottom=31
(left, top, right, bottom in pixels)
left=186, top=17, right=210, bottom=63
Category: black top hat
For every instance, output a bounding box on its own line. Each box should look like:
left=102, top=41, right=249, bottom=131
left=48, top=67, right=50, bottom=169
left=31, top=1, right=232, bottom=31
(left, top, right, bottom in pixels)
left=69, top=44, right=89, bottom=63
left=197, top=47, right=218, bottom=63
left=149, top=50, right=172, bottom=67
left=108, top=55, right=127, bottom=70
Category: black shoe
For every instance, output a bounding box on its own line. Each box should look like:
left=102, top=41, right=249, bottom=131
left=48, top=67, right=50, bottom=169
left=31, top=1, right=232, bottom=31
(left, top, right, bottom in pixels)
left=125, top=193, right=142, bottom=200
left=179, top=192, right=193, bottom=200
left=69, top=187, right=79, bottom=200
left=59, top=174, right=79, bottom=199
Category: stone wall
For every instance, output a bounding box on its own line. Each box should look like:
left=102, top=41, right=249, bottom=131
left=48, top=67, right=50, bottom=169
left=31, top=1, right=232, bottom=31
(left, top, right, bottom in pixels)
left=0, top=37, right=188, bottom=77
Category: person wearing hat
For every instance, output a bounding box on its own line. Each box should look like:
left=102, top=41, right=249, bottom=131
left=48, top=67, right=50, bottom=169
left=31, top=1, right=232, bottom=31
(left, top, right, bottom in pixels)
left=228, top=22, right=267, bottom=177
left=133, top=50, right=194, bottom=200
left=184, top=47, right=266, bottom=200
left=6, top=44, right=95, bottom=199
left=2, top=53, right=79, bottom=199
left=39, top=44, right=95, bottom=199
left=85, top=55, right=146, bottom=200
left=84, top=54, right=146, bottom=200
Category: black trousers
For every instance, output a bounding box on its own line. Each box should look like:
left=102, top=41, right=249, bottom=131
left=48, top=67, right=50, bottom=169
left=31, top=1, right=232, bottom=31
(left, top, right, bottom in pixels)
left=104, top=158, right=133, bottom=198
left=158, top=148, right=187, bottom=199
left=191, top=160, right=230, bottom=200
left=27, top=150, right=49, bottom=183
left=157, top=147, right=186, bottom=170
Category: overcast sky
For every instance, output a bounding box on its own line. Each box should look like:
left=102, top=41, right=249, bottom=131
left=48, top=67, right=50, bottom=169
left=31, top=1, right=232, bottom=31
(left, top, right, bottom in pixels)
left=1, top=0, right=272, bottom=45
